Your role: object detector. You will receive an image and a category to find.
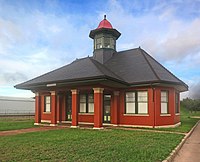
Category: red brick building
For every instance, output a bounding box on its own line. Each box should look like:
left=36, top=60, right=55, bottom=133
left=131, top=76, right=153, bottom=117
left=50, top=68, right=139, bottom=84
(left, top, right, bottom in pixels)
left=15, top=16, right=188, bottom=129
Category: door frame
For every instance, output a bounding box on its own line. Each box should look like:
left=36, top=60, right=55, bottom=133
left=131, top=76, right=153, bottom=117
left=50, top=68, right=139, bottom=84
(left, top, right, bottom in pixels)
left=103, top=94, right=111, bottom=123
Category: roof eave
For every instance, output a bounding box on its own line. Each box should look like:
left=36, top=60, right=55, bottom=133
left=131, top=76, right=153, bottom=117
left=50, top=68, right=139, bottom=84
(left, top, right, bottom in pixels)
left=129, top=80, right=188, bottom=92
left=15, top=75, right=128, bottom=90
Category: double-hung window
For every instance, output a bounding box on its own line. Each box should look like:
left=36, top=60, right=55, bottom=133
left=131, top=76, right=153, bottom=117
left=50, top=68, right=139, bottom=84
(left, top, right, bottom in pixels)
left=175, top=93, right=179, bottom=113
left=125, top=92, right=136, bottom=113
left=137, top=91, right=148, bottom=114
left=44, top=96, right=51, bottom=112
left=125, top=91, right=148, bottom=114
left=80, top=94, right=87, bottom=113
left=88, top=94, right=94, bottom=113
left=161, top=91, right=169, bottom=114
left=79, top=94, right=94, bottom=113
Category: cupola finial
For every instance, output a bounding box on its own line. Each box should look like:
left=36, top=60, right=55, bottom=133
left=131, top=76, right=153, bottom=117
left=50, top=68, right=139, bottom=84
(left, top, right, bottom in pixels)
left=104, top=15, right=106, bottom=20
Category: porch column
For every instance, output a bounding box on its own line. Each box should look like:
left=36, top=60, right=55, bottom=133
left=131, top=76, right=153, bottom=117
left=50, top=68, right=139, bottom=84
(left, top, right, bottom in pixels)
left=93, top=88, right=104, bottom=129
left=112, top=91, right=119, bottom=126
left=71, top=89, right=79, bottom=128
left=50, top=91, right=57, bottom=126
left=34, top=92, right=41, bottom=125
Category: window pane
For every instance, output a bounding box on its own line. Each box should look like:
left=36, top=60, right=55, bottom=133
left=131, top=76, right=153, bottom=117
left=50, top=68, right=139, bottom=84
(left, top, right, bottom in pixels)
left=80, top=103, right=86, bottom=113
left=138, top=91, right=148, bottom=102
left=126, top=92, right=135, bottom=102
left=80, top=95, right=86, bottom=102
left=88, top=94, right=94, bottom=103
left=126, top=103, right=135, bottom=113
left=138, top=103, right=148, bottom=113
left=175, top=93, right=179, bottom=113
left=45, top=96, right=51, bottom=112
left=46, top=96, right=50, bottom=104
left=161, top=103, right=168, bottom=113
left=88, top=103, right=94, bottom=113
left=161, top=91, right=168, bottom=102
left=45, top=104, right=51, bottom=112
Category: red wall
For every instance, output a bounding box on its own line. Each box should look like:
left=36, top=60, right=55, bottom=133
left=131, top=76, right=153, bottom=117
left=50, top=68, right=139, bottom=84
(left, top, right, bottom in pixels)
left=154, top=88, right=175, bottom=126
left=78, top=114, right=94, bottom=123
left=118, top=88, right=154, bottom=127
left=38, top=86, right=180, bottom=127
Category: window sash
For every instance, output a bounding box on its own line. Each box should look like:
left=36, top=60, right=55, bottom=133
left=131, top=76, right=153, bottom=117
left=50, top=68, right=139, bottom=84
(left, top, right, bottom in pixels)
left=79, top=94, right=94, bottom=113
left=44, top=96, right=51, bottom=112
left=88, top=94, right=94, bottom=113
left=125, top=91, right=148, bottom=114
left=161, top=91, right=169, bottom=114
left=175, top=93, right=179, bottom=113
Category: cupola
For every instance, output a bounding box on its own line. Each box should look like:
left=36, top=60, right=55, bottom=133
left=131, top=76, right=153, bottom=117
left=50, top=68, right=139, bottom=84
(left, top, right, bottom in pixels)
left=89, top=15, right=121, bottom=64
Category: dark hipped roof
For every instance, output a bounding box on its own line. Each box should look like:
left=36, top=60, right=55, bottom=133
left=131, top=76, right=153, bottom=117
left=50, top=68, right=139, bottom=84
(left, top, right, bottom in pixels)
left=15, top=48, right=188, bottom=91
left=15, top=57, right=125, bottom=89
left=104, top=48, right=186, bottom=85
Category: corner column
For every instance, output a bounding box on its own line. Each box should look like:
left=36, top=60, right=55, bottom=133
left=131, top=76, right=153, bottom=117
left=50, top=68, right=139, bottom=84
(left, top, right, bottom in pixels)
left=50, top=91, right=57, bottom=126
left=71, top=89, right=79, bottom=128
left=112, top=91, right=119, bottom=126
left=93, top=88, right=104, bottom=129
left=34, top=92, right=41, bottom=125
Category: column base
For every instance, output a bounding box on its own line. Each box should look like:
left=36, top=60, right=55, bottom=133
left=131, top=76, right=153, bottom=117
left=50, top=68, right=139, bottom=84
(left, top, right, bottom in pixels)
left=70, top=126, right=79, bottom=128
left=93, top=127, right=104, bottom=130
left=50, top=124, right=58, bottom=127
left=34, top=123, right=40, bottom=126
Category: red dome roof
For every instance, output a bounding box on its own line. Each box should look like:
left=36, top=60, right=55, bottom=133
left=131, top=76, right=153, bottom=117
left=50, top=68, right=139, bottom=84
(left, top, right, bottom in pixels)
left=97, top=15, right=113, bottom=29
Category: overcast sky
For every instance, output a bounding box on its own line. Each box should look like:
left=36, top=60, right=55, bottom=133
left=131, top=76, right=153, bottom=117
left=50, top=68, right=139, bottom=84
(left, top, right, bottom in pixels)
left=0, top=0, right=200, bottom=99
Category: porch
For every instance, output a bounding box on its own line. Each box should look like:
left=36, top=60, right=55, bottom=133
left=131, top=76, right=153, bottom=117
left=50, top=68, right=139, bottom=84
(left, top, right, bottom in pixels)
left=34, top=87, right=120, bottom=129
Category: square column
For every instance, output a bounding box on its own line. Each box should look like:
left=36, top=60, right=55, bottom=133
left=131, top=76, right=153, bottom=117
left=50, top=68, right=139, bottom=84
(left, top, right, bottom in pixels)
left=34, top=92, right=41, bottom=125
left=112, top=91, right=119, bottom=126
left=50, top=91, right=57, bottom=126
left=71, top=89, right=79, bottom=128
left=93, top=88, right=104, bottom=129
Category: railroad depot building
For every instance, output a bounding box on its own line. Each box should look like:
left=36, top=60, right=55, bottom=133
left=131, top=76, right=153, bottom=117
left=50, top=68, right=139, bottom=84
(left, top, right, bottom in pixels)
left=15, top=16, right=188, bottom=129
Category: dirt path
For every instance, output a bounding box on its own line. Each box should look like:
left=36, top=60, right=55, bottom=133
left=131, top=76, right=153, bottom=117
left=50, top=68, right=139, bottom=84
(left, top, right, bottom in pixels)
left=173, top=121, right=200, bottom=162
left=0, top=126, right=64, bottom=136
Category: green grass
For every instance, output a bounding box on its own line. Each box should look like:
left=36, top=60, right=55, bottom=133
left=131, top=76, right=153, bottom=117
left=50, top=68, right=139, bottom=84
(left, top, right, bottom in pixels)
left=156, top=106, right=200, bottom=133
left=0, top=117, right=35, bottom=131
left=0, top=128, right=183, bottom=162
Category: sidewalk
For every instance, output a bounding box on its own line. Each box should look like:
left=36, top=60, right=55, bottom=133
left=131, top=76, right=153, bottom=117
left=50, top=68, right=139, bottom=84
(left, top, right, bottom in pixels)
left=173, top=121, right=200, bottom=162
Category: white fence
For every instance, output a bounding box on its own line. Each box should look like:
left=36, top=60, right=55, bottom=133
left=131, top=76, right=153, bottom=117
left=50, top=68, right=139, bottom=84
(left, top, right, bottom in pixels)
left=0, top=96, right=35, bottom=116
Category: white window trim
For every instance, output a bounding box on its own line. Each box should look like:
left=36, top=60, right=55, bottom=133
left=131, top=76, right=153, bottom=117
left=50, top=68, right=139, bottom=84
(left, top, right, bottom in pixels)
left=123, top=114, right=149, bottom=117
left=160, top=114, right=171, bottom=116
left=78, top=113, right=94, bottom=115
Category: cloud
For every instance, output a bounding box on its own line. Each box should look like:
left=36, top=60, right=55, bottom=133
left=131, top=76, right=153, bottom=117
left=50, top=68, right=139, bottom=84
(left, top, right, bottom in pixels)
left=0, top=0, right=200, bottom=98
left=188, top=81, right=200, bottom=99
left=0, top=72, right=27, bottom=85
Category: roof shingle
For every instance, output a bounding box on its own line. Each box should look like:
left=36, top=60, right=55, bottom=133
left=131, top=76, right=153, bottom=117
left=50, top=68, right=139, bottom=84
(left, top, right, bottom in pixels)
left=15, top=48, right=188, bottom=91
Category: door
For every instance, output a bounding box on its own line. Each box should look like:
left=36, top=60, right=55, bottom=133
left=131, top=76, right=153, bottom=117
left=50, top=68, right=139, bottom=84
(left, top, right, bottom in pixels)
left=103, top=94, right=111, bottom=123
left=66, top=93, right=72, bottom=121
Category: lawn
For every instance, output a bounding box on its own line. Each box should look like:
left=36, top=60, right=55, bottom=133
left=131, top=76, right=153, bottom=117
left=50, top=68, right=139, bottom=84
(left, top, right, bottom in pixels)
left=156, top=106, right=200, bottom=133
left=0, top=117, right=35, bottom=131
left=0, top=128, right=183, bottom=162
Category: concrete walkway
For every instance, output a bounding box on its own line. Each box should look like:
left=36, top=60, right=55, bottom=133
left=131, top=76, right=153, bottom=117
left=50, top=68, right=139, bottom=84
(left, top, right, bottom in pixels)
left=173, top=121, right=200, bottom=162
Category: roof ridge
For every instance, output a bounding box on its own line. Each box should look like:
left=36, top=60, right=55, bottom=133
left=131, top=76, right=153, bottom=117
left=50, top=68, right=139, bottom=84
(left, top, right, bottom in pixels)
left=141, top=49, right=188, bottom=88
left=117, top=48, right=139, bottom=54
left=89, top=57, right=125, bottom=81
left=139, top=48, right=161, bottom=81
